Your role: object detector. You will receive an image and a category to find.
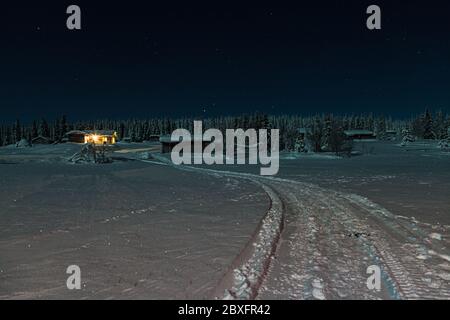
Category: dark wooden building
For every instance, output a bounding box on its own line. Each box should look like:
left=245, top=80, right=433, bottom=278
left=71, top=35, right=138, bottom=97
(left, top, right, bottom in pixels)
left=160, top=135, right=212, bottom=154
left=344, top=130, right=376, bottom=140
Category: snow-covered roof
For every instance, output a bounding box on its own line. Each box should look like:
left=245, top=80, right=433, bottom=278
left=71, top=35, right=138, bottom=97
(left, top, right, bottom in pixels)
left=84, top=130, right=116, bottom=136
left=66, top=130, right=87, bottom=136
left=66, top=130, right=116, bottom=136
left=32, top=135, right=51, bottom=141
left=344, top=130, right=375, bottom=136
left=297, top=128, right=311, bottom=134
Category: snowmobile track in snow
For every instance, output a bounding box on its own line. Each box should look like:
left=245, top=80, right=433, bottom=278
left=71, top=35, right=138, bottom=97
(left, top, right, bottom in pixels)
left=140, top=158, right=450, bottom=300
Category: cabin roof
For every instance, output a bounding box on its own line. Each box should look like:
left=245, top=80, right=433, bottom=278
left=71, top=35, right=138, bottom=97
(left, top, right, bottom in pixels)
left=84, top=130, right=116, bottom=136
left=66, top=130, right=116, bottom=136
left=32, top=135, right=51, bottom=141
left=66, top=130, right=87, bottom=136
left=297, top=128, right=311, bottom=134
left=344, top=130, right=375, bottom=136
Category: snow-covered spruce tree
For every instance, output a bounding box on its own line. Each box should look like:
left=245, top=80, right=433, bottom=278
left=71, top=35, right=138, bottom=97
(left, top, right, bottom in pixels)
left=438, top=139, right=449, bottom=150
left=294, top=136, right=307, bottom=153
left=323, top=114, right=332, bottom=151
left=281, top=125, right=298, bottom=151
left=0, top=126, right=4, bottom=147
left=307, top=117, right=324, bottom=153
left=118, top=122, right=125, bottom=140
left=60, top=115, right=68, bottom=141
left=3, top=126, right=12, bottom=146
left=423, top=109, right=435, bottom=140
left=438, top=124, right=450, bottom=150
left=31, top=121, right=39, bottom=139
left=411, top=115, right=424, bottom=138
left=433, top=110, right=447, bottom=140
left=13, top=119, right=22, bottom=143
left=328, top=120, right=348, bottom=156
left=400, top=128, right=415, bottom=146
left=375, top=116, right=387, bottom=140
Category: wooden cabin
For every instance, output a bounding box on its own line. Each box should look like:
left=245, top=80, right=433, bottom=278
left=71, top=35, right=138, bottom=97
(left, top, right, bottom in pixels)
left=385, top=130, right=398, bottom=140
left=66, top=130, right=118, bottom=145
left=148, top=135, right=161, bottom=142
left=160, top=135, right=212, bottom=154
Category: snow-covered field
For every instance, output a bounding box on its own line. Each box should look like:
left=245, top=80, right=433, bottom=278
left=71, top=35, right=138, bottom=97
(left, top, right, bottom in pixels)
left=0, top=141, right=449, bottom=299
left=0, top=143, right=268, bottom=299
left=280, top=141, right=450, bottom=227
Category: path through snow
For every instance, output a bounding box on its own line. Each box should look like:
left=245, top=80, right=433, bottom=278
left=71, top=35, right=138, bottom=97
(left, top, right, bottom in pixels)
left=143, top=157, right=450, bottom=300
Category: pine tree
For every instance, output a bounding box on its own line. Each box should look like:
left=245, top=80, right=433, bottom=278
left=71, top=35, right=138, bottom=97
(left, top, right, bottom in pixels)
left=376, top=116, right=387, bottom=140
left=307, top=117, right=324, bottom=152
left=323, top=114, right=332, bottom=150
left=328, top=119, right=347, bottom=155
left=31, top=120, right=39, bottom=139
left=39, top=118, right=50, bottom=138
left=433, top=110, right=446, bottom=140
left=60, top=115, right=68, bottom=139
left=14, top=119, right=22, bottom=143
left=119, top=122, right=125, bottom=140
left=423, top=109, right=435, bottom=139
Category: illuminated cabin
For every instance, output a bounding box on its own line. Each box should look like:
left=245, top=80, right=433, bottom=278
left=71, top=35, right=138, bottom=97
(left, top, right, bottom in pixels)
left=66, top=130, right=118, bottom=145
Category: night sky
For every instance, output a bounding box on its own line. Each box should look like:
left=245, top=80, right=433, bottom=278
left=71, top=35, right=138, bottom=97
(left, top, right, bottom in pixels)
left=1, top=1, right=450, bottom=122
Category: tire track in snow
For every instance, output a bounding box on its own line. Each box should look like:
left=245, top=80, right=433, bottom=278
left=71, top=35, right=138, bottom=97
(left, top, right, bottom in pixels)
left=257, top=181, right=387, bottom=300
left=338, top=193, right=450, bottom=299
left=139, top=158, right=450, bottom=300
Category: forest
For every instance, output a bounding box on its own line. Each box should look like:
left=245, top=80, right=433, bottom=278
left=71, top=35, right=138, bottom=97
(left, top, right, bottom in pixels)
left=1, top=110, right=449, bottom=152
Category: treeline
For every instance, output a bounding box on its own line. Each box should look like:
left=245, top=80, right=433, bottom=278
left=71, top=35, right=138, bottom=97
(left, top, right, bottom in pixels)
left=1, top=110, right=449, bottom=150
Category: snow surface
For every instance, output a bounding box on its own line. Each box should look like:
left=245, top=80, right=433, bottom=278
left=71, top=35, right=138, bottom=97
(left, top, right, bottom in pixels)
left=150, top=140, right=450, bottom=299
left=0, top=140, right=449, bottom=300
left=0, top=143, right=268, bottom=299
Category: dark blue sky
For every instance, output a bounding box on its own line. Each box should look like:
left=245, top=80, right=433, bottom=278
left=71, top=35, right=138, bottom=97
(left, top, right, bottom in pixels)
left=1, top=1, right=450, bottom=122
